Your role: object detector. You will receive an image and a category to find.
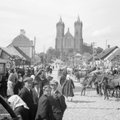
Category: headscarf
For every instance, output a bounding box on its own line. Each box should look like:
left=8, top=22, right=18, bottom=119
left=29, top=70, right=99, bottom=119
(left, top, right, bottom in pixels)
left=8, top=95, right=29, bottom=110
left=66, top=74, right=70, bottom=80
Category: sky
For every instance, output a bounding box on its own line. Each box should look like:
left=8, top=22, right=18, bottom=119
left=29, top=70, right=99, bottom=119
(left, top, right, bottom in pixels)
left=0, top=0, right=120, bottom=53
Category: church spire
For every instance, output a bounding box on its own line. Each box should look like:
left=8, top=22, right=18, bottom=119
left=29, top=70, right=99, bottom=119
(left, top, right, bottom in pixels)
left=59, top=16, right=62, bottom=23
left=67, top=28, right=70, bottom=32
left=77, top=16, right=80, bottom=22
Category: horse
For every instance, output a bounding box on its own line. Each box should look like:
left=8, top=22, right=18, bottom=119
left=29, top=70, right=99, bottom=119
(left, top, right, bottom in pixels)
left=102, top=74, right=120, bottom=99
left=80, top=73, right=98, bottom=96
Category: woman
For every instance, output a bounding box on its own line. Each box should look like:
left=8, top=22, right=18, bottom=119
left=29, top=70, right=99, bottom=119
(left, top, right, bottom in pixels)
left=7, top=69, right=15, bottom=97
left=8, top=95, right=29, bottom=120
left=14, top=73, right=23, bottom=94
left=62, top=69, right=75, bottom=101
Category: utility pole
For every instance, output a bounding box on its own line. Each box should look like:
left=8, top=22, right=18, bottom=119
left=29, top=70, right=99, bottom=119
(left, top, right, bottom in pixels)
left=92, top=42, right=96, bottom=65
left=106, top=40, right=108, bottom=49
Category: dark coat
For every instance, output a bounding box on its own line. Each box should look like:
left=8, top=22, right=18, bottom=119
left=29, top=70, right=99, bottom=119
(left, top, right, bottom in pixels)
left=32, top=87, right=40, bottom=118
left=49, top=90, right=67, bottom=120
left=62, top=79, right=75, bottom=97
left=19, top=87, right=35, bottom=120
left=14, top=81, right=23, bottom=94
left=60, top=75, right=66, bottom=86
left=35, top=76, right=49, bottom=97
left=14, top=106, right=29, bottom=120
left=35, top=94, right=53, bottom=120
left=32, top=88, right=40, bottom=105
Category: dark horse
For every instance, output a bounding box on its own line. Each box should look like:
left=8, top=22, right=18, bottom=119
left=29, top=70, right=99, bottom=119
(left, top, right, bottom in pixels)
left=80, top=73, right=97, bottom=96
left=102, top=74, right=120, bottom=99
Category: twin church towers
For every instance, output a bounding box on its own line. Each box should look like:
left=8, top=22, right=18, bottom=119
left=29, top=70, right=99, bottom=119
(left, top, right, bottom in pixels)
left=55, top=17, right=83, bottom=54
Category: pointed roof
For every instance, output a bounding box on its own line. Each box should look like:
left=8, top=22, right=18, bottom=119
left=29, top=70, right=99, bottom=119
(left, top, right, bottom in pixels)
left=57, top=17, right=64, bottom=26
left=98, top=46, right=118, bottom=59
left=2, top=46, right=25, bottom=59
left=59, top=17, right=62, bottom=22
left=14, top=46, right=31, bottom=62
left=77, top=16, right=80, bottom=22
left=8, top=34, right=33, bottom=47
left=63, top=28, right=74, bottom=39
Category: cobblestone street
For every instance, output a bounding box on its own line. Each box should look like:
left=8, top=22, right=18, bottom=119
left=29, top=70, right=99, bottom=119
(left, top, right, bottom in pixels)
left=52, top=68, right=120, bottom=120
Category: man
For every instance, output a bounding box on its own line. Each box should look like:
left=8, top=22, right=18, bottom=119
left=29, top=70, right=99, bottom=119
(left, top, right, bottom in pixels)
left=35, top=85, right=53, bottom=120
left=19, top=77, right=35, bottom=120
left=32, top=79, right=40, bottom=118
left=35, top=69, right=49, bottom=97
left=49, top=80, right=67, bottom=120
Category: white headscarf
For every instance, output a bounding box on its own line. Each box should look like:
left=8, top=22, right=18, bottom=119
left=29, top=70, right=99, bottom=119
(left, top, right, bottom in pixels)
left=66, top=74, right=70, bottom=80
left=8, top=95, right=29, bottom=110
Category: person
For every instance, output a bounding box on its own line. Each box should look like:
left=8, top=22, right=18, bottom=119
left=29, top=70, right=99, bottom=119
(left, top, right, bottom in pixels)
left=19, top=77, right=35, bottom=120
left=49, top=80, right=67, bottom=120
left=35, top=69, right=49, bottom=97
left=7, top=69, right=16, bottom=97
left=14, top=73, right=23, bottom=94
left=62, top=69, right=75, bottom=101
left=8, top=95, right=29, bottom=120
left=32, top=79, right=40, bottom=118
left=35, top=85, right=53, bottom=120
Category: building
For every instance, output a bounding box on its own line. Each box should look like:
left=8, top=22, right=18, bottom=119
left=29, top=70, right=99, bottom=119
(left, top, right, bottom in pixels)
left=8, top=29, right=35, bottom=63
left=55, top=17, right=92, bottom=54
left=8, top=29, right=35, bottom=59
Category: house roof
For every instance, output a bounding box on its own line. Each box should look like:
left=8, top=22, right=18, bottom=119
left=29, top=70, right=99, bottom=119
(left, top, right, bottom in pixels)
left=98, top=46, right=118, bottom=59
left=8, top=34, right=33, bottom=47
left=14, top=46, right=31, bottom=62
left=1, top=46, right=31, bottom=62
left=88, top=46, right=118, bottom=62
left=1, top=47, right=24, bottom=59
left=106, top=48, right=120, bottom=61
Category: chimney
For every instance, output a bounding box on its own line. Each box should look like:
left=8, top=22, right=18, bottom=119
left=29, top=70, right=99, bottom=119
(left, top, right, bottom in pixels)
left=20, top=29, right=26, bottom=35
left=107, top=45, right=110, bottom=48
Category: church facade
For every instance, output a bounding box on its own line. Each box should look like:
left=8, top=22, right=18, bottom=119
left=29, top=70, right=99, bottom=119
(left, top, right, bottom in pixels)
left=55, top=17, right=83, bottom=54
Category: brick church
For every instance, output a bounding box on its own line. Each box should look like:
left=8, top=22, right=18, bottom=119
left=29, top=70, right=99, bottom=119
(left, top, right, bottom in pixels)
left=55, top=17, right=92, bottom=54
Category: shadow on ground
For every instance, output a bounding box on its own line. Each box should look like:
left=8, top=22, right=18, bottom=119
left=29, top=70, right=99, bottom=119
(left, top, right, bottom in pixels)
left=70, top=100, right=96, bottom=104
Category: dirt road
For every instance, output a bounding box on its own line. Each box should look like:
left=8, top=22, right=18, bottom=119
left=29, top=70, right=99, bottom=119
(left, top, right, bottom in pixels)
left=52, top=67, right=120, bottom=120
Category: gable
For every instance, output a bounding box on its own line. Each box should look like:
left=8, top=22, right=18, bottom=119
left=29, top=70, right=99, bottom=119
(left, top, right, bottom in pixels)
left=11, top=34, right=33, bottom=47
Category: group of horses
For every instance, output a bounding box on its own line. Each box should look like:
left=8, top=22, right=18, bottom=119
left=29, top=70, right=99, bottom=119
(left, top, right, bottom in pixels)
left=59, top=67, right=120, bottom=100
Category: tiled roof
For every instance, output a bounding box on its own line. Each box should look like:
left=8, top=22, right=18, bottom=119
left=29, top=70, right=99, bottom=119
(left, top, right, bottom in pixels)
left=88, top=46, right=118, bottom=61
left=107, top=48, right=120, bottom=61
left=2, top=47, right=25, bottom=59
left=14, top=46, right=31, bottom=62
left=98, top=46, right=118, bottom=59
left=8, top=34, right=33, bottom=47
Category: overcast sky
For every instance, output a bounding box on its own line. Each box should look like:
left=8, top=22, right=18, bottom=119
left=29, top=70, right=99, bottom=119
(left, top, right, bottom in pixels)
left=0, top=0, right=120, bottom=53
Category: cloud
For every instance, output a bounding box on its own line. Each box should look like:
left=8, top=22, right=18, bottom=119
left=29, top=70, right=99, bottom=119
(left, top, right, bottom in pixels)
left=92, top=26, right=111, bottom=37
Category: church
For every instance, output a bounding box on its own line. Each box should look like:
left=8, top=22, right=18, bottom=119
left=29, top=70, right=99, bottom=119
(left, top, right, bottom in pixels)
left=55, top=17, right=92, bottom=55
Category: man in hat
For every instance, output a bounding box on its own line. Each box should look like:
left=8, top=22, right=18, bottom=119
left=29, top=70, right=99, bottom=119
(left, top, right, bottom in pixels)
left=35, top=85, right=53, bottom=120
left=19, top=77, right=35, bottom=120
left=49, top=80, right=67, bottom=120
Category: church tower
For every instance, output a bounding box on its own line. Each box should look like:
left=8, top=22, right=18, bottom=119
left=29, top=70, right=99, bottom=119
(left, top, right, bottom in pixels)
left=74, top=16, right=83, bottom=54
left=55, top=17, right=65, bottom=52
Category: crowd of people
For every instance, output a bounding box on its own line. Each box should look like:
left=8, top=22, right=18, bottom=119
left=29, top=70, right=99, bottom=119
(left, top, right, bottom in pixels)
left=0, top=64, right=77, bottom=120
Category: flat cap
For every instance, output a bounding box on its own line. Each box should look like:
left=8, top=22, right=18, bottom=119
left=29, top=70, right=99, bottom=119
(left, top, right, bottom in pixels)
left=43, top=85, right=51, bottom=90
left=24, top=77, right=33, bottom=82
left=50, top=80, right=58, bottom=85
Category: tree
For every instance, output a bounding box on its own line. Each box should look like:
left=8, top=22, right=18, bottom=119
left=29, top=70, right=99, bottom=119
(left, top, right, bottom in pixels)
left=96, top=47, right=103, bottom=54
left=38, top=52, right=46, bottom=64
